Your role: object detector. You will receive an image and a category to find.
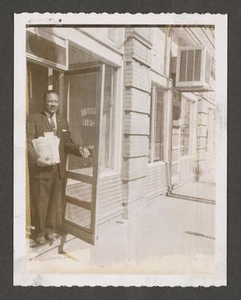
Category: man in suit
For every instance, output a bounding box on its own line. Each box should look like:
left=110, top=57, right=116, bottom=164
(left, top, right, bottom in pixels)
left=27, top=91, right=90, bottom=245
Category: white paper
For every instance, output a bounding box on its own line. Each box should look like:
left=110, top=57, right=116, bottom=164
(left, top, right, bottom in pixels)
left=32, top=135, right=60, bottom=164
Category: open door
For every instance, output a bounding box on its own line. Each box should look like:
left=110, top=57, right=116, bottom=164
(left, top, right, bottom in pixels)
left=62, top=64, right=105, bottom=245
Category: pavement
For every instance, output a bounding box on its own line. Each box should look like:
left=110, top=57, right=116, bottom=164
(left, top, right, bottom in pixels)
left=26, top=171, right=216, bottom=274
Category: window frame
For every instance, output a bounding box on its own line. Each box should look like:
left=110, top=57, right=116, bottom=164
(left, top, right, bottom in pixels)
left=99, top=64, right=123, bottom=177
left=66, top=42, right=123, bottom=178
left=148, top=83, right=168, bottom=165
left=26, top=27, right=69, bottom=71
left=180, top=95, right=195, bottom=157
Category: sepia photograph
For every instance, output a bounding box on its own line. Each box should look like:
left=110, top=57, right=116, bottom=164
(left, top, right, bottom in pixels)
left=14, top=13, right=227, bottom=287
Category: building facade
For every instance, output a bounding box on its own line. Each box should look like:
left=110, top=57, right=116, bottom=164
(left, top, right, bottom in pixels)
left=26, top=26, right=216, bottom=244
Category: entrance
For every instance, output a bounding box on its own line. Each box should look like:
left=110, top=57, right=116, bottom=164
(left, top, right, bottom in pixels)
left=27, top=60, right=119, bottom=246
left=26, top=31, right=120, bottom=245
left=27, top=62, right=105, bottom=245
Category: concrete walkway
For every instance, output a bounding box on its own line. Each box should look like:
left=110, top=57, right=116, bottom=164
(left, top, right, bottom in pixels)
left=27, top=171, right=216, bottom=274
left=171, top=171, right=216, bottom=203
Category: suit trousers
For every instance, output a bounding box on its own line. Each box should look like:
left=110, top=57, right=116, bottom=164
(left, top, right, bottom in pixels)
left=30, top=165, right=65, bottom=236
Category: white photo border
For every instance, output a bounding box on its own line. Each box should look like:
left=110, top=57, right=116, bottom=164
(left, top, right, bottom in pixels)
left=14, top=13, right=227, bottom=287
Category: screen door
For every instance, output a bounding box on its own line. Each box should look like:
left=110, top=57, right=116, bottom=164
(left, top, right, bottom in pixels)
left=62, top=65, right=105, bottom=245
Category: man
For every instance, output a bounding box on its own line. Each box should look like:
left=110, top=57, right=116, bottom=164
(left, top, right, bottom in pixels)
left=27, top=91, right=90, bottom=245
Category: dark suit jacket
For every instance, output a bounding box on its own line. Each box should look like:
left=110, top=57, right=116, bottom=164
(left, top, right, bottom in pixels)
left=27, top=111, right=81, bottom=180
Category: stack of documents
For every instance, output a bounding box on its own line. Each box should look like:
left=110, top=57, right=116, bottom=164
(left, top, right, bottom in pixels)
left=32, top=132, right=60, bottom=164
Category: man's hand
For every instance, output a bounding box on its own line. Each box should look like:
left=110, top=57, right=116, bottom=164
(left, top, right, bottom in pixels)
left=36, top=157, right=53, bottom=167
left=79, top=147, right=90, bottom=158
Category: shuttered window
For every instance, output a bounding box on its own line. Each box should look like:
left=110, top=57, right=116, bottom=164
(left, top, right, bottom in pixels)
left=179, top=49, right=202, bottom=82
left=205, top=51, right=211, bottom=84
left=149, top=86, right=166, bottom=163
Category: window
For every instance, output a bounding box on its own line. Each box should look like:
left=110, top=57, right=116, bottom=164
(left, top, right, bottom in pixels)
left=149, top=86, right=166, bottom=163
left=180, top=97, right=193, bottom=156
left=100, top=65, right=118, bottom=171
left=26, top=28, right=68, bottom=70
left=206, top=108, right=214, bottom=153
left=65, top=44, right=120, bottom=176
left=172, top=90, right=181, bottom=125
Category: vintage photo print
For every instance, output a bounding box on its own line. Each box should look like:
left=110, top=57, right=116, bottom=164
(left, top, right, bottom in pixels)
left=14, top=13, right=227, bottom=287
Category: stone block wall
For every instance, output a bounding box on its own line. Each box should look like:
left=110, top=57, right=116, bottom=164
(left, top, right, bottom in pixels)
left=122, top=28, right=152, bottom=218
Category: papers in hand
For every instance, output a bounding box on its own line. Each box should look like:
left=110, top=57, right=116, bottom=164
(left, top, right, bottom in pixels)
left=32, top=132, right=60, bottom=165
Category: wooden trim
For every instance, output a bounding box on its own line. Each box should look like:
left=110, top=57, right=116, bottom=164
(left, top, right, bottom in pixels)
left=51, top=28, right=123, bottom=67
left=150, top=85, right=156, bottom=163
left=63, top=221, right=95, bottom=245
left=90, top=64, right=105, bottom=235
left=62, top=65, right=105, bottom=245
left=26, top=54, right=68, bottom=71
left=65, top=195, right=91, bottom=210
left=65, top=66, right=100, bottom=76
left=65, top=171, right=93, bottom=184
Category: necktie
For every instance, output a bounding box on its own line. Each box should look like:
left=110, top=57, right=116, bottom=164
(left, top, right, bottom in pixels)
left=49, top=115, right=57, bottom=135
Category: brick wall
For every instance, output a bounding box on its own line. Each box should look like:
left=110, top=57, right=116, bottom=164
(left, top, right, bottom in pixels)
left=122, top=28, right=152, bottom=218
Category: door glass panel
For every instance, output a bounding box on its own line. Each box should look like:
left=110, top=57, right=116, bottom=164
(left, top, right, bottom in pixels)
left=67, top=72, right=98, bottom=176
left=66, top=65, right=119, bottom=175
left=65, top=203, right=91, bottom=229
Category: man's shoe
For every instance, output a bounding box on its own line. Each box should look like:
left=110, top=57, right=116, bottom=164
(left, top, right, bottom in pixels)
left=35, top=236, right=46, bottom=245
left=45, top=232, right=54, bottom=240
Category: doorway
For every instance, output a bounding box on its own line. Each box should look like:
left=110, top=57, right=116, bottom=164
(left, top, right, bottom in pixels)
left=27, top=43, right=120, bottom=245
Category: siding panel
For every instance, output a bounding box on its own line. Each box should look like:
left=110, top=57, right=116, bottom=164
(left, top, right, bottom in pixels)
left=147, top=163, right=168, bottom=199
left=124, top=60, right=151, bottom=92
left=123, top=112, right=149, bottom=135
left=122, top=177, right=147, bottom=203
left=122, top=156, right=148, bottom=180
left=123, top=135, right=149, bottom=158
left=125, top=38, right=152, bottom=66
left=180, top=157, right=196, bottom=183
left=124, top=88, right=151, bottom=114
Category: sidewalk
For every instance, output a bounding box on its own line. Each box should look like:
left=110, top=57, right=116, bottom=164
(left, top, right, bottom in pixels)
left=170, top=171, right=216, bottom=203
left=26, top=171, right=216, bottom=274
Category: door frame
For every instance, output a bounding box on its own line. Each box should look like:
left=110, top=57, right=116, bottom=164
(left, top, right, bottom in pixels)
left=62, top=64, right=105, bottom=245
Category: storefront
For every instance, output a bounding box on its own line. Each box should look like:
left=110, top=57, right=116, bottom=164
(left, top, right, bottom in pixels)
left=26, top=25, right=216, bottom=246
left=26, top=27, right=125, bottom=244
